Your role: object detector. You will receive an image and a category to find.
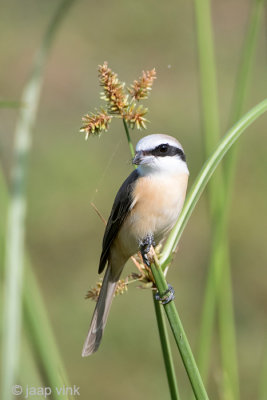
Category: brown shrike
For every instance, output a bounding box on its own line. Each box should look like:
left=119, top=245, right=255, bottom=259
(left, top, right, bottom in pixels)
left=82, top=134, right=189, bottom=356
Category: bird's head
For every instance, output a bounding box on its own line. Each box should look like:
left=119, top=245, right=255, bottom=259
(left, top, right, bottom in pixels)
left=133, top=134, right=189, bottom=176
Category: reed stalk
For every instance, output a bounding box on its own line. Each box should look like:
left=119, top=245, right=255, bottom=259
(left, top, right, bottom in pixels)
left=191, top=1, right=264, bottom=396
left=122, top=120, right=180, bottom=399
left=1, top=1, right=75, bottom=398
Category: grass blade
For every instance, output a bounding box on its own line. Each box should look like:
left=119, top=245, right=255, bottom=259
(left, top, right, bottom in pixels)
left=193, top=2, right=236, bottom=394
left=1, top=1, right=75, bottom=398
left=153, top=296, right=180, bottom=400
left=187, top=1, right=264, bottom=394
left=151, top=258, right=209, bottom=400
left=122, top=118, right=180, bottom=399
left=160, top=99, right=267, bottom=267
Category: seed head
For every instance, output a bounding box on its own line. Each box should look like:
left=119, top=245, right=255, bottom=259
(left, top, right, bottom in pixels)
left=128, top=68, right=156, bottom=101
left=80, top=109, right=112, bottom=139
left=124, top=104, right=148, bottom=130
left=98, top=62, right=128, bottom=115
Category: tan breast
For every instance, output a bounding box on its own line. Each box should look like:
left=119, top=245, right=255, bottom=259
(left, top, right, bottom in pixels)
left=116, top=173, right=188, bottom=258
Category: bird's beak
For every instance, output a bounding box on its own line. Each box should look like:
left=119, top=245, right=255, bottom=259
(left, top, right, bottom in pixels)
left=132, top=151, right=142, bottom=165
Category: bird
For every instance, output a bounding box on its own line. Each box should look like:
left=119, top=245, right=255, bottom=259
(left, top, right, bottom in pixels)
left=82, top=134, right=189, bottom=356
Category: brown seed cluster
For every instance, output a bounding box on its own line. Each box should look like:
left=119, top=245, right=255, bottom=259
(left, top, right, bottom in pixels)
left=128, top=68, right=156, bottom=101
left=124, top=104, right=148, bottom=130
left=98, top=62, right=128, bottom=115
left=80, top=62, right=156, bottom=138
left=85, top=278, right=128, bottom=302
left=80, top=110, right=112, bottom=139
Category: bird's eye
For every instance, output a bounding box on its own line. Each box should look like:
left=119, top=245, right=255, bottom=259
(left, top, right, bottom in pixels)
left=159, top=144, right=168, bottom=153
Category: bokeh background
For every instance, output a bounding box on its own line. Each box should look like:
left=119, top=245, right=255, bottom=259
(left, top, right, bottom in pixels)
left=0, top=0, right=266, bottom=399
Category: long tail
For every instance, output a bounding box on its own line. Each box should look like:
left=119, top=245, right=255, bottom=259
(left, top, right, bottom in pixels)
left=82, top=265, right=120, bottom=356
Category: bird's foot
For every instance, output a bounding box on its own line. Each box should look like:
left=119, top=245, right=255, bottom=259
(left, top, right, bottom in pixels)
left=154, top=284, right=175, bottom=305
left=139, top=233, right=155, bottom=266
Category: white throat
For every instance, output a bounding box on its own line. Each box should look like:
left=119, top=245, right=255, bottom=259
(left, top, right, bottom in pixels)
left=137, top=156, right=189, bottom=177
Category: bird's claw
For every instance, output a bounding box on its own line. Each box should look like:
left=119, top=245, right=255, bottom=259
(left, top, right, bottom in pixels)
left=154, top=284, right=175, bottom=305
left=139, top=233, right=155, bottom=266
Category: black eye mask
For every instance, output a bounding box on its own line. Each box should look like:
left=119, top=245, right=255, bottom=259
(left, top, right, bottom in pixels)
left=143, top=143, right=186, bottom=162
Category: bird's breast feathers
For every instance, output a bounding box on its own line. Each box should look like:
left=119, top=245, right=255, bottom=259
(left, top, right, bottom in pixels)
left=118, top=172, right=188, bottom=253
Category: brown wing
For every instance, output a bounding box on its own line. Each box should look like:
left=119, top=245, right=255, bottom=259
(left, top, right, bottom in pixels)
left=98, top=169, right=139, bottom=274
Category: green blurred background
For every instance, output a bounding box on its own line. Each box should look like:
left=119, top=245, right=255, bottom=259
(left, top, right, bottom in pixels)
left=0, top=0, right=266, bottom=398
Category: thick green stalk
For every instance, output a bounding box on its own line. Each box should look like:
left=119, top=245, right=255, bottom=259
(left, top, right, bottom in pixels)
left=0, top=166, right=72, bottom=397
left=153, top=296, right=180, bottom=400
left=19, top=331, right=44, bottom=389
left=193, top=0, right=264, bottom=394
left=157, top=100, right=267, bottom=396
left=150, top=260, right=209, bottom=400
left=160, top=99, right=267, bottom=268
left=217, top=3, right=264, bottom=398
left=193, top=0, right=220, bottom=159
left=23, top=262, right=72, bottom=396
left=1, top=1, right=75, bottom=398
left=121, top=118, right=180, bottom=398
left=194, top=216, right=227, bottom=380
left=218, top=248, right=239, bottom=400
left=193, top=2, right=237, bottom=394
left=191, top=1, right=263, bottom=393
left=225, top=0, right=265, bottom=200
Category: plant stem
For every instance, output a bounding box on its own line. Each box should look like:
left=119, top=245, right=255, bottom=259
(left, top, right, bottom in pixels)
left=23, top=262, right=72, bottom=396
left=123, top=118, right=135, bottom=158
left=160, top=99, right=267, bottom=269
left=153, top=295, right=180, bottom=400
left=217, top=3, right=264, bottom=397
left=121, top=117, right=180, bottom=398
left=150, top=259, right=209, bottom=400
left=0, top=165, right=73, bottom=396
left=1, top=1, right=75, bottom=398
left=193, top=1, right=264, bottom=394
left=193, top=1, right=238, bottom=395
left=225, top=0, right=265, bottom=202
left=160, top=99, right=266, bottom=396
left=218, top=248, right=239, bottom=400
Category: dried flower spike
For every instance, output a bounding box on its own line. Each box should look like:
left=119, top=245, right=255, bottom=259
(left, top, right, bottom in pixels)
left=98, top=62, right=128, bottom=115
left=124, top=104, right=148, bottom=130
left=80, top=109, right=112, bottom=139
left=80, top=62, right=156, bottom=139
left=85, top=280, right=102, bottom=302
left=128, top=68, right=156, bottom=101
left=86, top=278, right=128, bottom=302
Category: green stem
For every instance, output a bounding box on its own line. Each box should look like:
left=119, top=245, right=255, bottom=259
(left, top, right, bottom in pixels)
left=193, top=2, right=238, bottom=395
left=218, top=248, right=239, bottom=400
left=193, top=0, right=220, bottom=153
left=121, top=118, right=180, bottom=399
left=0, top=165, right=73, bottom=398
left=153, top=296, right=180, bottom=400
left=23, top=262, right=72, bottom=396
left=160, top=99, right=267, bottom=269
left=194, top=0, right=264, bottom=393
left=151, top=259, right=209, bottom=400
left=195, top=218, right=227, bottom=380
left=217, top=3, right=264, bottom=397
left=160, top=100, right=267, bottom=396
left=123, top=118, right=135, bottom=158
left=1, top=1, right=75, bottom=398
left=224, top=0, right=265, bottom=212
